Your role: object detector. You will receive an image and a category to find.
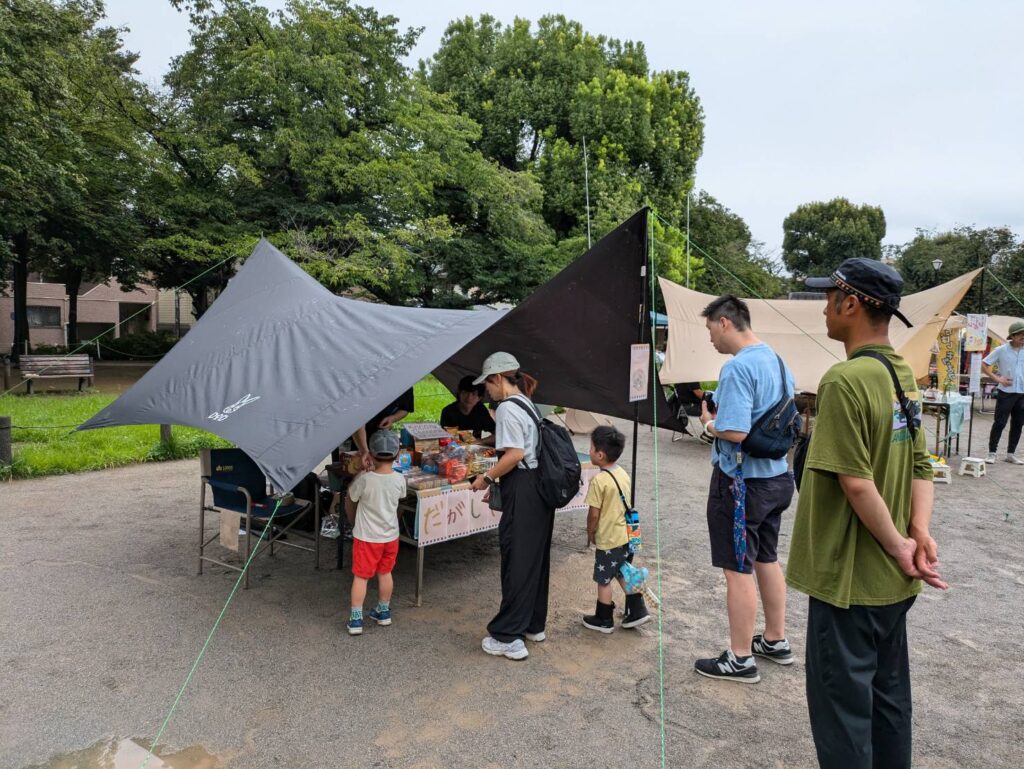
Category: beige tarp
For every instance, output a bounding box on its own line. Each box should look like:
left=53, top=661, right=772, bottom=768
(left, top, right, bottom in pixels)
left=943, top=314, right=1021, bottom=346
left=659, top=270, right=980, bottom=393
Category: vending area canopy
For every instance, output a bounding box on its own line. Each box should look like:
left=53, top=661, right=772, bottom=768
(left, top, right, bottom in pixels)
left=80, top=210, right=674, bottom=491
left=658, top=269, right=980, bottom=393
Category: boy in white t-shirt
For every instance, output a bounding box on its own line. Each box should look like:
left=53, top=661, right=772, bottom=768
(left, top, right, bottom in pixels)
left=345, top=429, right=406, bottom=636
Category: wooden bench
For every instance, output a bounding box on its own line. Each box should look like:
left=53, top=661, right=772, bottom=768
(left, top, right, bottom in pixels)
left=19, top=354, right=94, bottom=394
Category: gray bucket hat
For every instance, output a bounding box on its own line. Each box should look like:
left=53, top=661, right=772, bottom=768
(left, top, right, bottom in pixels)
left=368, top=429, right=400, bottom=459
left=472, top=351, right=521, bottom=385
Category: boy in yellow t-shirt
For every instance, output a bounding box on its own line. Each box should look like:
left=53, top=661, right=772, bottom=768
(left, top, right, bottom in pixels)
left=582, top=426, right=651, bottom=632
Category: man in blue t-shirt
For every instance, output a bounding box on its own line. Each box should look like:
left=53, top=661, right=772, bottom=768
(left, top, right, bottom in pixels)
left=694, top=294, right=797, bottom=684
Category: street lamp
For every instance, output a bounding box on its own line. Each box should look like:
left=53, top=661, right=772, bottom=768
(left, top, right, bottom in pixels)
left=931, top=258, right=943, bottom=286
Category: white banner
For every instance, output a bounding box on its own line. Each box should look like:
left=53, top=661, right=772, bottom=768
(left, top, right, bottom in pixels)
left=969, top=352, right=983, bottom=394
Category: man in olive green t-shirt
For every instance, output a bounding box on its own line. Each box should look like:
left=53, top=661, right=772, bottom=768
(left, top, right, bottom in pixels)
left=788, top=258, right=948, bottom=769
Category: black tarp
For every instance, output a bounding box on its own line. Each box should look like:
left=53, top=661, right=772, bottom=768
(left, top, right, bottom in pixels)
left=80, top=209, right=679, bottom=491
left=435, top=208, right=677, bottom=429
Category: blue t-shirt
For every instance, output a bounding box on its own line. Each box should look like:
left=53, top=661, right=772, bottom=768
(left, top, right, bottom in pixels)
left=711, top=343, right=795, bottom=479
left=983, top=343, right=1024, bottom=393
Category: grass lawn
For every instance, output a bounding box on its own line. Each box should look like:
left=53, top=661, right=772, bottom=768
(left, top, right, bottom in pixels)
left=0, top=376, right=454, bottom=481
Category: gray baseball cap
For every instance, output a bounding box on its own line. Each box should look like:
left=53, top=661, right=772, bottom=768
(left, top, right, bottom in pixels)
left=368, top=429, right=400, bottom=459
left=472, top=351, right=521, bottom=385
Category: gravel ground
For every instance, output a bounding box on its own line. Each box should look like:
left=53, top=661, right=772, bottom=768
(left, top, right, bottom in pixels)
left=1, top=409, right=1022, bottom=769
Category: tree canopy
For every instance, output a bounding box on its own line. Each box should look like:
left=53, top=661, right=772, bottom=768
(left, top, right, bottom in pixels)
left=782, top=197, right=886, bottom=279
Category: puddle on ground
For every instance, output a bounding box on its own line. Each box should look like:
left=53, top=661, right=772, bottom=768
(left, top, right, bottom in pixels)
left=27, top=738, right=223, bottom=769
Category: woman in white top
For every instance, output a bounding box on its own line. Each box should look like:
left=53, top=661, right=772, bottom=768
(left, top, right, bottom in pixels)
left=469, top=352, right=554, bottom=661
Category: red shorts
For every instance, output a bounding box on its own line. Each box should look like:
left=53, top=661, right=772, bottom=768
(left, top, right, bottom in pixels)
left=352, top=538, right=399, bottom=579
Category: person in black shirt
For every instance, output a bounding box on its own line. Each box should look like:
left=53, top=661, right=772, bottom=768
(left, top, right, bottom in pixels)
left=440, top=376, right=496, bottom=440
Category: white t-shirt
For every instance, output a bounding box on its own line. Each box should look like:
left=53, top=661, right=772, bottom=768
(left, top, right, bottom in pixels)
left=495, top=395, right=539, bottom=469
left=348, top=470, right=406, bottom=542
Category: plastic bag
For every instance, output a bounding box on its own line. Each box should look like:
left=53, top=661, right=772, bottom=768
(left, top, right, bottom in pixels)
left=320, top=512, right=341, bottom=539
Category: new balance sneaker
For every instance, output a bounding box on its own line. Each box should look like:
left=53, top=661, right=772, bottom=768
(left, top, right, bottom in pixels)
left=524, top=631, right=546, bottom=642
left=481, top=636, right=529, bottom=660
left=751, top=634, right=794, bottom=665
left=1006, top=454, right=1024, bottom=465
left=694, top=650, right=760, bottom=683
left=368, top=607, right=392, bottom=626
left=346, top=617, right=363, bottom=636
left=987, top=452, right=997, bottom=464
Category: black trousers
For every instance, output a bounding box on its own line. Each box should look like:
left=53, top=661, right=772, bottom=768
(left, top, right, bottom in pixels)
left=988, top=391, right=1024, bottom=453
left=487, top=467, right=555, bottom=643
left=806, top=596, right=916, bottom=769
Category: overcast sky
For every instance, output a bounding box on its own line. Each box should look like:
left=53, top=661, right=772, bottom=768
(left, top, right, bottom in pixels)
left=104, top=0, right=1024, bottom=258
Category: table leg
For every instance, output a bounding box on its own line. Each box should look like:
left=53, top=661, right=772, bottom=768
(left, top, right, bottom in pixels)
left=416, top=546, right=424, bottom=607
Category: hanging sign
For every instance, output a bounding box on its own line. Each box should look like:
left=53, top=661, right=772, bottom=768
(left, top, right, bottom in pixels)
left=964, top=314, right=988, bottom=352
left=629, top=344, right=650, bottom=403
left=935, top=327, right=960, bottom=394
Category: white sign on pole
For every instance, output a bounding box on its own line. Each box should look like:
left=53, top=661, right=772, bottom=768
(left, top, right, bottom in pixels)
left=969, top=352, right=983, bottom=394
left=964, top=314, right=988, bottom=353
left=629, top=344, right=650, bottom=403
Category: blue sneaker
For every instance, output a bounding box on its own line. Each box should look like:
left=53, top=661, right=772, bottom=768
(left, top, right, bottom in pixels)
left=346, top=617, right=363, bottom=636
left=368, top=607, right=392, bottom=626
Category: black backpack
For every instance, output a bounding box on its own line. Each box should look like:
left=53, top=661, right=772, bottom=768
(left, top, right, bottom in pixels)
left=741, top=354, right=801, bottom=460
left=507, top=397, right=583, bottom=509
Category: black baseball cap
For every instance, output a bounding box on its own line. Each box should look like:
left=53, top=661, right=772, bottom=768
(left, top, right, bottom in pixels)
left=806, top=257, right=913, bottom=328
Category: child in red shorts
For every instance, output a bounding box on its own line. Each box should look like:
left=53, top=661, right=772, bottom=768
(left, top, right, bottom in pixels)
left=345, top=429, right=406, bottom=635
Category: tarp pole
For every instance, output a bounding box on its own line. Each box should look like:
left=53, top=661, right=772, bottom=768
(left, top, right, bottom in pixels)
left=630, top=210, right=650, bottom=508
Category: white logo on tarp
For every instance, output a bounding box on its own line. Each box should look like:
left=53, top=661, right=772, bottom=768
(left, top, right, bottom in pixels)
left=208, top=393, right=261, bottom=422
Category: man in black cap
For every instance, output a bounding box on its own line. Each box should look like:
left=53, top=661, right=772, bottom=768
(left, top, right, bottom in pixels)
left=786, top=258, right=948, bottom=769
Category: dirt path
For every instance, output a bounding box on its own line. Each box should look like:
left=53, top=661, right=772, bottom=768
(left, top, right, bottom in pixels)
left=1, top=412, right=1021, bottom=768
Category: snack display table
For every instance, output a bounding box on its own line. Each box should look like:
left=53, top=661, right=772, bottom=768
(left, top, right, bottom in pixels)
left=399, top=459, right=599, bottom=605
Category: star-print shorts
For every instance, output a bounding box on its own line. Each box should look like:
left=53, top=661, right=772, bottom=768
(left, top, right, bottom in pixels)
left=593, top=544, right=632, bottom=585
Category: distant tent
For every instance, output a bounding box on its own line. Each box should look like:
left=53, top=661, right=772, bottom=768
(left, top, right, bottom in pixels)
left=943, top=313, right=1020, bottom=346
left=658, top=270, right=980, bottom=393
left=80, top=210, right=678, bottom=491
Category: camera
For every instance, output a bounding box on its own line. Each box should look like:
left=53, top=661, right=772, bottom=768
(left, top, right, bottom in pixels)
left=702, top=391, right=717, bottom=415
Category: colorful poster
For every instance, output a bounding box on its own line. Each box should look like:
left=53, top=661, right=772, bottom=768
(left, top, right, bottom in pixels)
left=935, top=327, right=960, bottom=394
left=964, top=314, right=988, bottom=352
left=629, top=344, right=650, bottom=403
left=969, top=352, right=983, bottom=395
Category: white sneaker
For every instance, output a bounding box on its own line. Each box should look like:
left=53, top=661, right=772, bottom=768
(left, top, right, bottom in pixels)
left=986, top=452, right=997, bottom=464
left=1006, top=454, right=1024, bottom=465
left=482, top=636, right=529, bottom=660
left=524, top=631, right=546, bottom=642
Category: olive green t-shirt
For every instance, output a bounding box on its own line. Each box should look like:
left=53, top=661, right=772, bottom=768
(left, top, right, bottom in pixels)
left=786, top=344, right=933, bottom=609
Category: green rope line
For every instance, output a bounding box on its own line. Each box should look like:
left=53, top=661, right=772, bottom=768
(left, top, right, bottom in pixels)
left=648, top=216, right=667, bottom=769
left=2, top=247, right=246, bottom=399
left=652, top=214, right=842, bottom=364
left=985, top=269, right=1024, bottom=312
left=140, top=498, right=283, bottom=769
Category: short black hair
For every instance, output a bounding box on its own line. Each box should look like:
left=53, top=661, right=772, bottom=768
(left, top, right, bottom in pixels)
left=591, top=425, right=626, bottom=462
left=457, top=375, right=483, bottom=395
left=701, top=294, right=751, bottom=331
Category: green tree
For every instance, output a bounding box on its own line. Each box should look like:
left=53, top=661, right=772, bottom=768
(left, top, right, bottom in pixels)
left=425, top=14, right=703, bottom=247
left=895, top=226, right=1023, bottom=315
left=686, top=191, right=785, bottom=298
left=143, top=0, right=553, bottom=309
left=0, top=0, right=104, bottom=359
left=782, top=197, right=886, bottom=279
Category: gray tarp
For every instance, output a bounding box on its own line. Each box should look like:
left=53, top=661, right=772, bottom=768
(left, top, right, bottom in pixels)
left=78, top=240, right=506, bottom=491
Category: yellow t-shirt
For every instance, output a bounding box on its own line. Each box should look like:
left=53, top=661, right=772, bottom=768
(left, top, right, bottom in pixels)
left=584, top=466, right=630, bottom=550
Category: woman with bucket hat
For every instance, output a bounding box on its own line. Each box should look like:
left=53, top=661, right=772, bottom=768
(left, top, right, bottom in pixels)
left=982, top=319, right=1024, bottom=464
left=469, top=352, right=554, bottom=660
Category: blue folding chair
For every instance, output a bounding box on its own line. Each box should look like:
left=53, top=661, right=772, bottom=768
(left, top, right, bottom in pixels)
left=199, top=448, right=320, bottom=588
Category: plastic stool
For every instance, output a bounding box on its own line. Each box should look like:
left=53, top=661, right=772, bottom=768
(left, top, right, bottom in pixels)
left=930, top=463, right=952, bottom=484
left=958, top=457, right=987, bottom=478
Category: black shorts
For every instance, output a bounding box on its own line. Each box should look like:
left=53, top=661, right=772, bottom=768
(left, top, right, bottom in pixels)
left=593, top=544, right=632, bottom=585
left=706, top=465, right=794, bottom=572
